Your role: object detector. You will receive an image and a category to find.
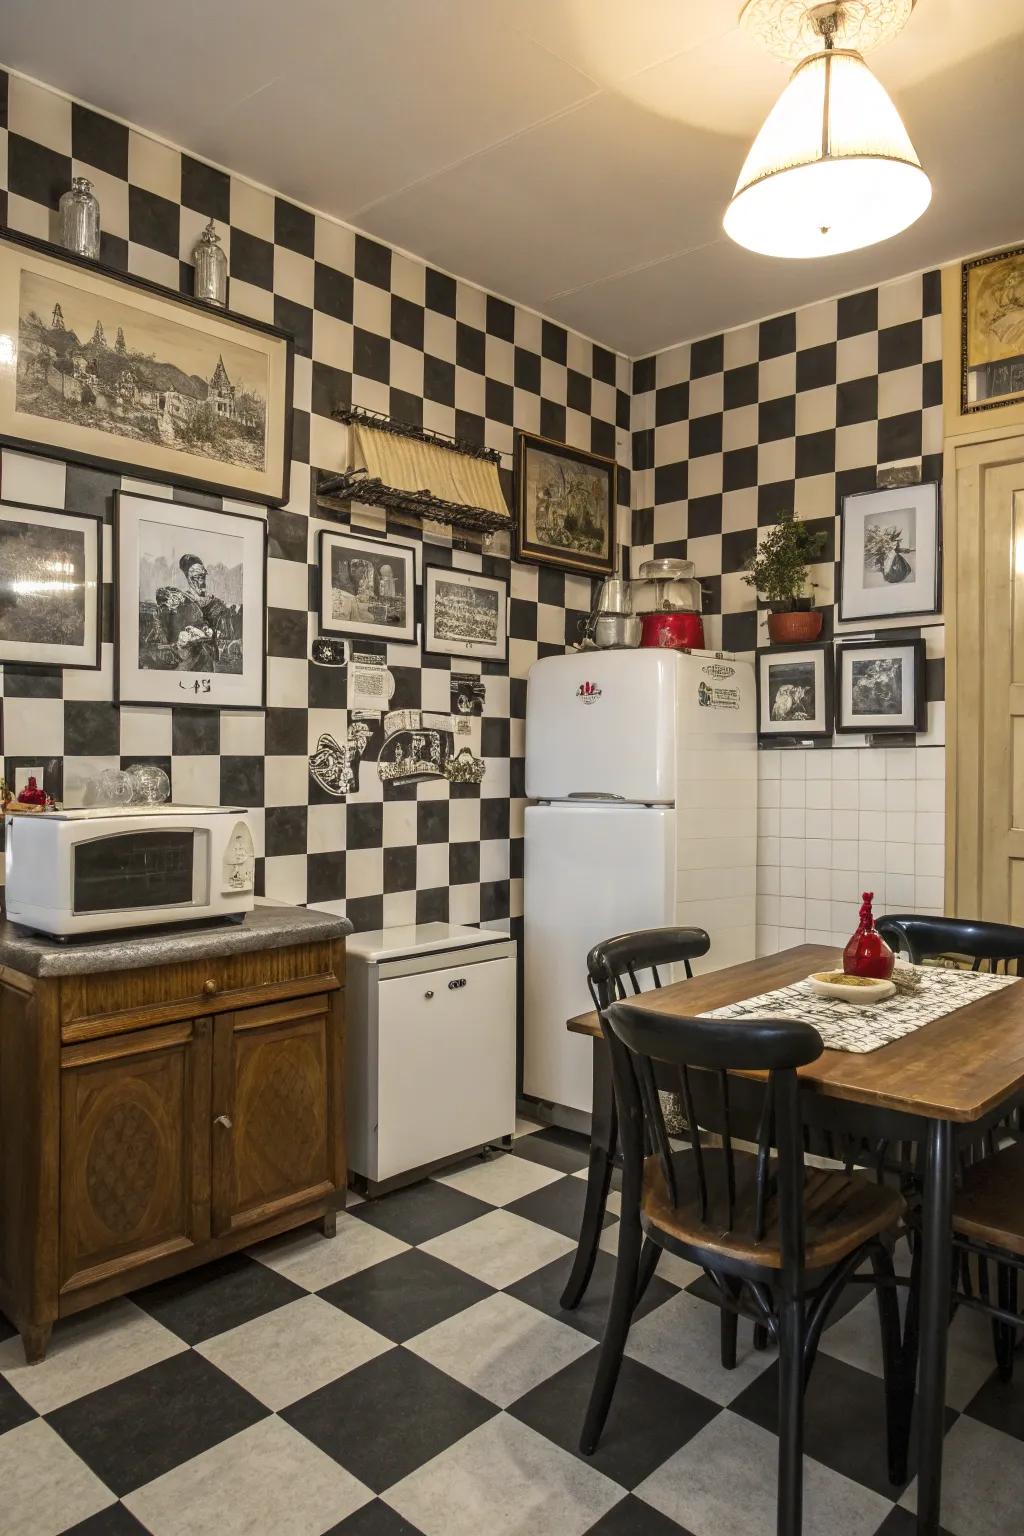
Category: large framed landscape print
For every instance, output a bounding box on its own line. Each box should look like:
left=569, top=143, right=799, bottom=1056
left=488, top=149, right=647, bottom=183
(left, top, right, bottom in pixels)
left=115, top=491, right=266, bottom=709
left=0, top=499, right=102, bottom=669
left=0, top=228, right=293, bottom=505
left=515, top=431, right=616, bottom=577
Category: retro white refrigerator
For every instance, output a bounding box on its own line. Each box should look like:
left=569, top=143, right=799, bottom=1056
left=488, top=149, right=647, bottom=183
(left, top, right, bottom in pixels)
left=524, top=648, right=757, bottom=1115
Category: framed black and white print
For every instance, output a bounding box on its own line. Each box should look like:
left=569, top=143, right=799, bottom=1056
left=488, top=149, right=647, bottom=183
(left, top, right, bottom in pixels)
left=423, top=564, right=508, bottom=662
left=515, top=431, right=616, bottom=577
left=115, top=491, right=267, bottom=709
left=836, top=637, right=927, bottom=735
left=839, top=483, right=940, bottom=623
left=0, top=227, right=293, bottom=506
left=318, top=528, right=417, bottom=645
left=0, top=499, right=102, bottom=670
left=756, top=644, right=834, bottom=740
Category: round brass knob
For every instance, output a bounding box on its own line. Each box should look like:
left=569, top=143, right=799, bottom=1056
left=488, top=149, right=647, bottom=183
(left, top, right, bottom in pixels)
left=203, top=979, right=218, bottom=995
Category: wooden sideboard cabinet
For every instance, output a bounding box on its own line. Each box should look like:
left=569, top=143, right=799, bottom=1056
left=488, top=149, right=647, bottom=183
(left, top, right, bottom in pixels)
left=0, top=908, right=348, bottom=1362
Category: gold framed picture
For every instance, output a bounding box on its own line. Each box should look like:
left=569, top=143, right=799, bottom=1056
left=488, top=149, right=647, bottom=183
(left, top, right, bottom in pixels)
left=961, top=244, right=1024, bottom=414
left=515, top=430, right=616, bottom=577
left=0, top=226, right=293, bottom=505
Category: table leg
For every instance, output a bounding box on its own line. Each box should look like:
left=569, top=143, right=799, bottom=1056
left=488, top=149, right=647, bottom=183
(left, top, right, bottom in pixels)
left=915, top=1117, right=954, bottom=1535
left=560, top=1037, right=616, bottom=1310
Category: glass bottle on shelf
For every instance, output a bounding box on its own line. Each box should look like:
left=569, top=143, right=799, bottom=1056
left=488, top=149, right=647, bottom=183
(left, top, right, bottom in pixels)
left=59, top=177, right=101, bottom=259
left=193, top=219, right=227, bottom=307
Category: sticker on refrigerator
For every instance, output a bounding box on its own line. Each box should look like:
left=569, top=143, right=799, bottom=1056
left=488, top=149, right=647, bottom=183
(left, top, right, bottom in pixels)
left=576, top=681, right=602, bottom=705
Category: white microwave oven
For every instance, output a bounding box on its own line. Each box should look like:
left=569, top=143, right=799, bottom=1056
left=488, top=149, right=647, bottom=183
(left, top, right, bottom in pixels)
left=3, top=805, right=256, bottom=938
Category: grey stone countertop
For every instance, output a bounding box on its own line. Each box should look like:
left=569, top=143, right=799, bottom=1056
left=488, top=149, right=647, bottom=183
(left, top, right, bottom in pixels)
left=0, top=902, right=353, bottom=978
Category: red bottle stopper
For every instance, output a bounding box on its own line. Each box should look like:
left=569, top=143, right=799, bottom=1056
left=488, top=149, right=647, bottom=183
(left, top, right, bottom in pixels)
left=843, top=892, right=895, bottom=980
left=16, top=776, right=47, bottom=807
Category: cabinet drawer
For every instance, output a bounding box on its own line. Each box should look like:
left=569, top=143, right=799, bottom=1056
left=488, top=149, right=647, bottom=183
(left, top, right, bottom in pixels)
left=60, top=941, right=342, bottom=1041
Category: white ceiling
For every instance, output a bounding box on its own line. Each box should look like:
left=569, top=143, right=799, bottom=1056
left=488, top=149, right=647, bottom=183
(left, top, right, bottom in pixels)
left=4, top=0, right=1024, bottom=356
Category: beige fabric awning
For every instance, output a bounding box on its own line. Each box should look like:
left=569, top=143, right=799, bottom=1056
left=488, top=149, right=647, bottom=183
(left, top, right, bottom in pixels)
left=350, top=421, right=508, bottom=520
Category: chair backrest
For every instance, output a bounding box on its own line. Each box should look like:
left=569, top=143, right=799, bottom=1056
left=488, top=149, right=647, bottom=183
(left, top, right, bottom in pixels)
left=602, top=999, right=823, bottom=1269
left=877, top=914, right=1024, bottom=974
left=586, top=926, right=711, bottom=1012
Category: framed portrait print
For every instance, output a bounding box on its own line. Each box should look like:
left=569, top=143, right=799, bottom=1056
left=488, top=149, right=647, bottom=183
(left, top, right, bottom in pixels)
left=515, top=431, right=616, bottom=577
left=0, top=227, right=293, bottom=505
left=836, top=637, right=926, bottom=736
left=961, top=244, right=1024, bottom=414
left=756, top=644, right=833, bottom=740
left=115, top=491, right=266, bottom=709
left=318, top=528, right=417, bottom=645
left=0, top=500, right=102, bottom=670
left=839, top=483, right=940, bottom=624
left=423, top=564, right=508, bottom=662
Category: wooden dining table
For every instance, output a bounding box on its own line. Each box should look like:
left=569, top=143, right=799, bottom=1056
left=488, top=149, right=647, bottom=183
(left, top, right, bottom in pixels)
left=565, top=943, right=1024, bottom=1536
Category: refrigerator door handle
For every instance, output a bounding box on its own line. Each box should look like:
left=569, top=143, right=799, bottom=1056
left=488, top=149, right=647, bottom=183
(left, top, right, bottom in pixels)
left=567, top=791, right=627, bottom=801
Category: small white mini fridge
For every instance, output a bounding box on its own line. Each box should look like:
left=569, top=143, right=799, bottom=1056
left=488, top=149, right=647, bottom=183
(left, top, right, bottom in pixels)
left=524, top=649, right=757, bottom=1116
left=345, top=923, right=517, bottom=1195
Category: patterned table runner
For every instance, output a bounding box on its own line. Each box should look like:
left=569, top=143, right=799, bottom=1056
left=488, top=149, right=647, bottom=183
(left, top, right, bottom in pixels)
left=702, top=965, right=1020, bottom=1053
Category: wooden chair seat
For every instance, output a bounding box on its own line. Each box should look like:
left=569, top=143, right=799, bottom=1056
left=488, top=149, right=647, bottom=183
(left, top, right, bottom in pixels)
left=642, top=1148, right=905, bottom=1271
left=953, top=1138, right=1024, bottom=1257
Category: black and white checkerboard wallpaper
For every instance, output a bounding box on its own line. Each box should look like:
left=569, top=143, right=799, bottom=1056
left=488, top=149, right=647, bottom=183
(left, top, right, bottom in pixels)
left=0, top=68, right=632, bottom=932
left=629, top=269, right=945, bottom=664
left=0, top=66, right=950, bottom=940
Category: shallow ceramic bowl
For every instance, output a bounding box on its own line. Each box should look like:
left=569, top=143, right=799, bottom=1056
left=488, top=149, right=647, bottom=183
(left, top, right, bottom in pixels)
left=808, top=971, right=897, bottom=1004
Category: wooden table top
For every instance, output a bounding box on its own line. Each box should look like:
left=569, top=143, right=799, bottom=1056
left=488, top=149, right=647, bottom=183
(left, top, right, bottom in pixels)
left=567, top=944, right=1024, bottom=1123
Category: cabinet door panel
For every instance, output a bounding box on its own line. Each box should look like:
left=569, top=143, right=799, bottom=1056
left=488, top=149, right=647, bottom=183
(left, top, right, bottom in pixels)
left=59, top=1020, right=211, bottom=1292
left=212, top=996, right=335, bottom=1236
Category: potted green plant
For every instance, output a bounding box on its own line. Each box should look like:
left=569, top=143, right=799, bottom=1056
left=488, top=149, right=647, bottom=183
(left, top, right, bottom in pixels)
left=742, top=509, right=828, bottom=643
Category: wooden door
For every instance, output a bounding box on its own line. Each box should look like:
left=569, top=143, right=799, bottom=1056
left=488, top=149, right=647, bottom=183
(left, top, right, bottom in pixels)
left=211, top=994, right=340, bottom=1237
left=59, top=1018, right=211, bottom=1294
left=947, top=430, right=1024, bottom=919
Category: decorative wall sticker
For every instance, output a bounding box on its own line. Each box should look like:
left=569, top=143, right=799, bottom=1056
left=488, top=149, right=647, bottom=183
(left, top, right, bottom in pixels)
left=377, top=708, right=451, bottom=785
left=450, top=674, right=485, bottom=716
left=308, top=719, right=373, bottom=797
left=311, top=635, right=350, bottom=667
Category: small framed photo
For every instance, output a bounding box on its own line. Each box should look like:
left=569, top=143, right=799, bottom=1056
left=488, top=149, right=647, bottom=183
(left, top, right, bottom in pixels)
left=423, top=564, right=508, bottom=662
left=756, top=644, right=833, bottom=739
left=0, top=499, right=102, bottom=669
left=115, top=490, right=267, bottom=710
left=961, top=244, right=1024, bottom=413
left=836, top=637, right=927, bottom=735
left=839, top=483, right=940, bottom=624
left=318, top=528, right=417, bottom=645
left=515, top=430, right=616, bottom=577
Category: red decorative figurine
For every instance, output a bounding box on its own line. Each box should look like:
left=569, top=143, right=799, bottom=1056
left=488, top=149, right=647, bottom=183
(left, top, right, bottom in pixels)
left=16, top=776, right=48, bottom=807
left=843, top=892, right=895, bottom=980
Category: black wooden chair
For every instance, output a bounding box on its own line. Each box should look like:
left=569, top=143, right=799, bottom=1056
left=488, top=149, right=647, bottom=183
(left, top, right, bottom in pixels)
left=877, top=914, right=1024, bottom=1385
left=559, top=925, right=711, bottom=1313
left=876, top=913, right=1024, bottom=974
left=582, top=988, right=908, bottom=1536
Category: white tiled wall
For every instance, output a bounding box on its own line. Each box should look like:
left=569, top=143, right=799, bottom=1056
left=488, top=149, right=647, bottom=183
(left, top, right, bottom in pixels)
left=755, top=745, right=945, bottom=956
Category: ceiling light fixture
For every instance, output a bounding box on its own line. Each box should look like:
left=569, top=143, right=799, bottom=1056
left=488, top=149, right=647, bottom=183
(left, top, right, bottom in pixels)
left=724, top=0, right=931, bottom=259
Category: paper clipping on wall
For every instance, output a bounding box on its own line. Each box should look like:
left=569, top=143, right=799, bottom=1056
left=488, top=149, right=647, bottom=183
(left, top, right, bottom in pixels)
left=308, top=715, right=374, bottom=797
left=348, top=649, right=395, bottom=713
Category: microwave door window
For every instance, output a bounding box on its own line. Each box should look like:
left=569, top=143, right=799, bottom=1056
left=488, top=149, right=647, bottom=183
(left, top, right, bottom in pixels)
left=72, top=830, right=199, bottom=914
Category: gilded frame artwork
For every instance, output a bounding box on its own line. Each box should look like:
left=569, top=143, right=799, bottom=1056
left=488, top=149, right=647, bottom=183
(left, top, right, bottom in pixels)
left=0, top=226, right=293, bottom=505
left=515, top=430, right=616, bottom=578
left=960, top=244, right=1024, bottom=415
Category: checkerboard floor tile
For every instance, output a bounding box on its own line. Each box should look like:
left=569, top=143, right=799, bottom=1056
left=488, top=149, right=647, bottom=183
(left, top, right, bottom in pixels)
left=0, top=1127, right=1017, bottom=1535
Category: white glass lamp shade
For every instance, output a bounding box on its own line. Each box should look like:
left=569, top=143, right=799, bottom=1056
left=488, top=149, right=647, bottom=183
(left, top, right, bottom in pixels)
left=724, top=49, right=931, bottom=258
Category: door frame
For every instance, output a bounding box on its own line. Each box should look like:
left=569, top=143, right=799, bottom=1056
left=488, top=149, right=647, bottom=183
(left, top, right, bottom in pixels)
left=944, top=422, right=1024, bottom=916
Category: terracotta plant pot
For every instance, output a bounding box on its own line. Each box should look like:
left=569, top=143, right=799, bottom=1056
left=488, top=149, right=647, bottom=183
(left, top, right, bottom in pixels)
left=766, top=608, right=823, bottom=644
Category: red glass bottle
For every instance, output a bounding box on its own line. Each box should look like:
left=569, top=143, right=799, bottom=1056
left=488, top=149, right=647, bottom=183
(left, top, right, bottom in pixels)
left=843, top=892, right=895, bottom=980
